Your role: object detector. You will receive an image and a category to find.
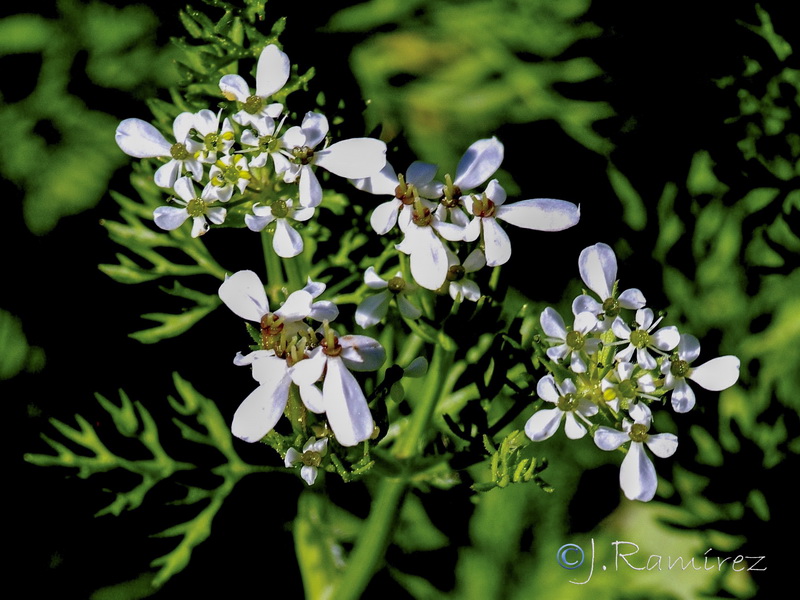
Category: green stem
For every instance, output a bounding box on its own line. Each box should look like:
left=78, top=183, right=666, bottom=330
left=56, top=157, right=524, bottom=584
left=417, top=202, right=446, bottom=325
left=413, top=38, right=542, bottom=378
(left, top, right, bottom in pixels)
left=330, top=343, right=455, bottom=599
left=261, top=230, right=285, bottom=302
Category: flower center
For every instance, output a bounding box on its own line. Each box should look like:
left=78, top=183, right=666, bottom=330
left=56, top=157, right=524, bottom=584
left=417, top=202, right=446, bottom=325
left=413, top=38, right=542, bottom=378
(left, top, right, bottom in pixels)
left=556, top=392, right=579, bottom=412
left=471, top=195, right=496, bottom=218
left=203, top=132, right=219, bottom=151
left=388, top=276, right=406, bottom=293
left=258, top=135, right=280, bottom=153
left=222, top=163, right=241, bottom=184
left=411, top=206, right=433, bottom=227
left=170, top=142, right=190, bottom=160
left=186, top=198, right=207, bottom=217
left=670, top=359, right=691, bottom=378
left=321, top=336, right=342, bottom=357
left=244, top=94, right=264, bottom=115
left=602, top=297, right=621, bottom=318
left=446, top=265, right=465, bottom=282
left=260, top=313, right=284, bottom=337
left=292, top=146, right=314, bottom=165
left=565, top=330, right=585, bottom=351
left=629, top=423, right=649, bottom=443
left=271, top=199, right=290, bottom=218
left=440, top=184, right=462, bottom=208
left=630, top=329, right=650, bottom=349
left=301, top=450, right=322, bottom=467
left=395, top=182, right=418, bottom=206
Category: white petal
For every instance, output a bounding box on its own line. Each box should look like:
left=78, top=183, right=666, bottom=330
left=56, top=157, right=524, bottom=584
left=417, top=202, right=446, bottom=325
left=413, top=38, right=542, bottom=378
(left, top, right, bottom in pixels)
left=115, top=118, right=171, bottom=158
left=535, top=374, right=560, bottom=403
left=300, top=112, right=329, bottom=149
left=524, top=408, right=564, bottom=441
left=688, top=356, right=740, bottom=391
left=670, top=380, right=696, bottom=413
left=482, top=217, right=512, bottom=267
left=618, top=288, right=646, bottom=310
left=370, top=199, right=402, bottom=235
left=629, top=401, right=652, bottom=425
left=364, top=266, right=389, bottom=289
left=460, top=279, right=481, bottom=302
left=255, top=44, right=291, bottom=97
left=193, top=109, right=219, bottom=136
left=173, top=176, right=198, bottom=203
left=540, top=307, right=567, bottom=340
left=564, top=412, right=588, bottom=440
left=219, top=74, right=251, bottom=102
left=405, top=161, right=437, bottom=186
left=408, top=227, right=449, bottom=290
left=153, top=206, right=189, bottom=231
left=462, top=248, right=486, bottom=273
left=651, top=326, right=680, bottom=351
left=620, top=442, right=658, bottom=501
left=172, top=112, right=195, bottom=142
left=677, top=333, right=702, bottom=363
left=574, top=311, right=599, bottom=334
left=299, top=384, right=325, bottom=414
left=594, top=426, right=630, bottom=451
left=219, top=270, right=270, bottom=322
left=462, top=216, right=482, bottom=242
left=290, top=348, right=327, bottom=387
left=484, top=179, right=507, bottom=205
left=572, top=294, right=602, bottom=317
left=309, top=300, right=339, bottom=322
left=323, top=357, right=374, bottom=447
left=340, top=335, right=386, bottom=372
left=636, top=348, right=657, bottom=371
left=299, top=165, right=323, bottom=208
left=274, top=290, right=313, bottom=322
left=315, top=138, right=388, bottom=179
left=397, top=294, right=422, bottom=319
left=206, top=207, right=226, bottom=225
left=636, top=308, right=655, bottom=330
left=154, top=160, right=182, bottom=189
left=454, top=137, right=504, bottom=190
left=645, top=433, right=678, bottom=458
left=285, top=447, right=301, bottom=467
left=495, top=198, right=580, bottom=231
left=302, top=278, right=326, bottom=298
left=578, top=243, right=616, bottom=300
left=352, top=162, right=399, bottom=196
left=273, top=219, right=304, bottom=258
left=432, top=219, right=466, bottom=242
left=231, top=374, right=291, bottom=443
left=245, top=213, right=274, bottom=232
left=355, top=291, right=391, bottom=328
left=281, top=125, right=307, bottom=150
left=300, top=465, right=318, bottom=486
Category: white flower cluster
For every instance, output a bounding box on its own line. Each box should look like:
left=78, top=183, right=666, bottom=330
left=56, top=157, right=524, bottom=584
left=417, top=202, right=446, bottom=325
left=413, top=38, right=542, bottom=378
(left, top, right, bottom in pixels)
left=114, top=44, right=387, bottom=255
left=353, top=138, right=581, bottom=297
left=524, top=243, right=741, bottom=501
left=219, top=270, right=386, bottom=453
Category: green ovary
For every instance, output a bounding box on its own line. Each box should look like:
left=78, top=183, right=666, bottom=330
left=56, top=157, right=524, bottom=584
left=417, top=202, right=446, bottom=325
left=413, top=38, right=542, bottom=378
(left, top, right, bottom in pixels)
left=186, top=198, right=207, bottom=217
left=630, top=329, right=650, bottom=349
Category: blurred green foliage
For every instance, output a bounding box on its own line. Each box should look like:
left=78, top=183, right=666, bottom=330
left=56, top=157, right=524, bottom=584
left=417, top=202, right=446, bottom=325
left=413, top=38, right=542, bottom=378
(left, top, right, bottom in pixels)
left=328, top=0, right=613, bottom=170
left=0, top=0, right=179, bottom=234
left=0, top=308, right=45, bottom=379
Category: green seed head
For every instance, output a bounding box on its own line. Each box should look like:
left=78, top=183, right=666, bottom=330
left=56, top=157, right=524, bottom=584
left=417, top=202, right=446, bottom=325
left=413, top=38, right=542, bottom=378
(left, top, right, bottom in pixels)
left=670, top=359, right=691, bottom=378
left=630, top=329, right=650, bottom=349
left=618, top=379, right=637, bottom=400
left=556, top=392, right=579, bottom=412
left=602, top=296, right=621, bottom=318
left=186, top=198, right=206, bottom=218
left=170, top=143, right=190, bottom=160
left=388, top=276, right=406, bottom=293
left=566, top=330, right=585, bottom=351
left=271, top=199, right=289, bottom=219
left=244, top=95, right=264, bottom=115
left=629, top=422, right=649, bottom=443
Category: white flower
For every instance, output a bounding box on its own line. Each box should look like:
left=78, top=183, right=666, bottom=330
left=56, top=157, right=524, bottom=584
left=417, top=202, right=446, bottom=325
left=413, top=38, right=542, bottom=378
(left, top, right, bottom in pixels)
left=612, top=308, right=680, bottom=370
left=539, top=307, right=600, bottom=373
left=240, top=115, right=292, bottom=172
left=285, top=437, right=328, bottom=485
left=352, top=161, right=443, bottom=235
left=524, top=375, right=598, bottom=441
left=218, top=270, right=338, bottom=338
left=192, top=109, right=235, bottom=164
left=219, top=44, right=290, bottom=127
left=245, top=199, right=315, bottom=258
left=355, top=267, right=421, bottom=328
left=115, top=113, right=203, bottom=188
left=594, top=403, right=678, bottom=502
left=463, top=179, right=581, bottom=267
left=572, top=243, right=646, bottom=329
left=444, top=248, right=484, bottom=302
left=280, top=111, right=387, bottom=208
left=661, top=334, right=741, bottom=413
left=600, top=361, right=658, bottom=412
left=154, top=176, right=226, bottom=237
left=204, top=154, right=252, bottom=202
left=289, top=330, right=385, bottom=447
